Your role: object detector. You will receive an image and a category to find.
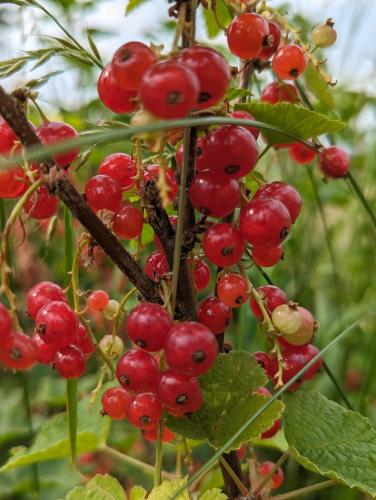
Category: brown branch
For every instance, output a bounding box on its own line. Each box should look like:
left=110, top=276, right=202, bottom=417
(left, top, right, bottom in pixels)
left=0, top=85, right=160, bottom=303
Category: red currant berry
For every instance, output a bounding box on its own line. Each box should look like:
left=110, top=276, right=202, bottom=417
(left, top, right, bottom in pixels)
left=0, top=303, right=12, bottom=341
left=259, top=21, right=281, bottom=60
left=26, top=281, right=67, bottom=320
left=178, top=46, right=230, bottom=109
left=252, top=245, right=283, bottom=267
left=35, top=301, right=78, bottom=348
left=272, top=44, right=308, bottom=80
left=217, top=274, right=248, bottom=308
left=144, top=251, right=169, bottom=282
left=101, top=387, right=132, bottom=420
left=280, top=307, right=317, bottom=347
left=318, top=146, right=350, bottom=178
left=127, top=392, right=163, bottom=429
left=85, top=174, right=122, bottom=213
left=74, top=323, right=96, bottom=357
left=257, top=461, right=284, bottom=490
left=253, top=181, right=302, bottom=223
left=188, top=257, right=211, bottom=291
left=116, top=349, right=160, bottom=393
left=157, top=369, right=202, bottom=413
left=141, top=164, right=178, bottom=203
left=240, top=198, right=292, bottom=247
left=32, top=333, right=56, bottom=364
left=175, top=137, right=206, bottom=172
left=88, top=290, right=109, bottom=311
left=23, top=185, right=59, bottom=220
left=261, top=418, right=282, bottom=439
left=202, top=125, right=258, bottom=179
left=198, top=296, right=232, bottom=334
left=0, top=332, right=38, bottom=370
left=54, top=344, right=85, bottom=379
left=229, top=111, right=259, bottom=140
left=143, top=426, right=175, bottom=442
left=98, top=64, right=137, bottom=114
left=260, top=82, right=299, bottom=104
left=164, top=321, right=218, bottom=376
left=250, top=285, right=288, bottom=320
left=203, top=223, right=245, bottom=267
left=254, top=351, right=278, bottom=379
left=227, top=13, right=269, bottom=60
left=36, top=121, right=79, bottom=168
left=112, top=42, right=157, bottom=91
left=99, top=153, right=137, bottom=190
left=275, top=344, right=322, bottom=390
left=272, top=304, right=302, bottom=335
left=0, top=167, right=28, bottom=199
left=126, top=302, right=173, bottom=352
left=113, top=203, right=143, bottom=240
left=189, top=172, right=240, bottom=218
left=289, top=143, right=317, bottom=164
left=0, top=117, right=19, bottom=156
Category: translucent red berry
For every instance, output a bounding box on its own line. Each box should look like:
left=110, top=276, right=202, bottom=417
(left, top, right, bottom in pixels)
left=289, top=143, right=317, bottom=164
left=98, top=63, right=137, bottom=114
left=252, top=245, right=283, bottom=267
left=113, top=203, right=143, bottom=240
left=175, top=137, right=206, bottom=172
left=227, top=13, right=269, bottom=60
left=164, top=321, right=218, bottom=376
left=157, top=369, right=202, bottom=413
left=203, top=223, right=245, bottom=267
left=26, top=281, right=67, bottom=320
left=272, top=344, right=322, bottom=390
left=116, top=349, right=160, bottom=393
left=254, top=351, right=278, bottom=379
left=188, top=257, right=211, bottom=291
left=112, top=42, right=157, bottom=91
left=99, top=153, right=137, bottom=190
left=54, top=344, right=85, bottom=378
left=0, top=303, right=12, bottom=341
left=217, top=274, right=248, bottom=308
left=127, top=392, right=163, bottom=429
left=259, top=21, right=281, bottom=60
left=0, top=332, right=38, bottom=371
left=74, top=323, right=96, bottom=357
left=88, top=290, right=109, bottom=311
left=240, top=198, right=292, bottom=247
left=229, top=110, right=259, bottom=140
left=144, top=251, right=169, bottom=282
left=257, top=461, right=284, bottom=490
left=272, top=44, right=308, bottom=80
left=32, top=333, right=56, bottom=364
left=0, top=167, right=28, bottom=199
left=36, top=121, right=79, bottom=168
left=253, top=181, right=302, bottom=224
left=198, top=296, right=232, bottom=334
left=85, top=174, right=122, bottom=213
left=178, top=46, right=230, bottom=109
left=143, top=426, right=175, bottom=442
left=126, top=302, right=173, bottom=352
left=141, top=164, right=178, bottom=203
left=101, top=387, right=132, bottom=420
left=35, top=301, right=78, bottom=348
left=250, top=285, right=288, bottom=320
left=23, top=186, right=59, bottom=220
left=318, top=146, right=350, bottom=178
left=0, top=117, right=19, bottom=156
left=261, top=418, right=282, bottom=439
left=260, top=82, right=299, bottom=104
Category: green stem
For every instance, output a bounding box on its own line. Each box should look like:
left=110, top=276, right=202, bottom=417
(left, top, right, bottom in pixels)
left=271, top=479, right=336, bottom=500
left=66, top=378, right=78, bottom=464
left=0, top=199, right=5, bottom=229
left=346, top=172, right=376, bottom=232
left=154, top=420, right=164, bottom=487
left=323, top=362, right=354, bottom=411
left=218, top=456, right=248, bottom=496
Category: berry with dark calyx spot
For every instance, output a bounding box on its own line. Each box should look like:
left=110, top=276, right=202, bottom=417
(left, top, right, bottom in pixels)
left=0, top=332, right=38, bottom=370
left=98, top=64, right=137, bottom=114
left=140, top=60, right=199, bottom=119
left=188, top=257, right=211, bottom=291
left=127, top=392, right=163, bottom=429
left=84, top=174, right=122, bottom=213
left=203, top=223, right=245, bottom=267
left=88, top=290, right=109, bottom=311
left=144, top=251, right=169, bottom=282
left=250, top=285, right=288, bottom=320
left=116, top=349, right=160, bottom=393
left=36, top=121, right=79, bottom=168
left=0, top=303, right=12, bottom=341
left=32, top=333, right=56, bottom=364
left=318, top=146, right=350, bottom=178
left=26, top=281, right=67, bottom=320
left=312, top=19, right=337, bottom=48
left=143, top=426, right=175, bottom=442
left=272, top=303, right=303, bottom=335
left=0, top=167, right=28, bottom=199
left=254, top=351, right=278, bottom=379
left=289, top=143, right=317, bottom=164
left=253, top=181, right=302, bottom=224
left=113, top=203, right=144, bottom=240
left=35, top=301, right=78, bottom=348
left=23, top=186, right=59, bottom=220
left=112, top=41, right=156, bottom=91
left=101, top=387, right=132, bottom=420
left=157, top=369, right=203, bottom=412
left=252, top=245, right=283, bottom=267
left=175, top=137, right=206, bottom=172
left=227, top=13, right=270, bottom=60
left=257, top=461, right=284, bottom=490
left=217, top=274, right=248, bottom=308
left=272, top=44, right=308, bottom=80
left=202, top=125, right=258, bottom=180
left=99, top=153, right=137, bottom=190
left=229, top=110, right=259, bottom=140
left=126, top=302, right=173, bottom=352
left=275, top=344, right=322, bottom=391
left=189, top=172, right=240, bottom=218
left=259, top=21, right=281, bottom=60
left=74, top=323, right=96, bottom=357
left=261, top=82, right=299, bottom=104
left=178, top=45, right=230, bottom=110
left=140, top=164, right=178, bottom=203
left=198, top=296, right=232, bottom=334
left=54, top=344, right=85, bottom=378
left=164, top=321, right=218, bottom=376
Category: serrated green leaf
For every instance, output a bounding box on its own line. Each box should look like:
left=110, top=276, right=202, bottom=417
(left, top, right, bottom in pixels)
left=66, top=474, right=126, bottom=499
left=125, top=0, right=150, bottom=14
left=200, top=488, right=227, bottom=500
left=304, top=62, right=335, bottom=109
left=203, top=0, right=231, bottom=38
left=226, top=87, right=252, bottom=102
left=284, top=391, right=376, bottom=498
left=167, top=352, right=284, bottom=451
left=149, top=478, right=189, bottom=500
left=236, top=101, right=345, bottom=145
left=0, top=386, right=111, bottom=473
left=129, top=485, right=147, bottom=500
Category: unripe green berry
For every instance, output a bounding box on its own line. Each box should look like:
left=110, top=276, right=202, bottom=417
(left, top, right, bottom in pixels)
left=99, top=334, right=124, bottom=359
left=103, top=299, right=120, bottom=320
left=272, top=303, right=302, bottom=335
left=312, top=19, right=337, bottom=48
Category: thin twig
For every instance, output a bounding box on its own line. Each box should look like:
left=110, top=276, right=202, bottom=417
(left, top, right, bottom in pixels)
left=271, top=479, right=337, bottom=500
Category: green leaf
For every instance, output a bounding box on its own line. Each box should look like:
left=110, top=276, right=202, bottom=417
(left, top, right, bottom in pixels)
left=284, top=391, right=376, bottom=498
left=236, top=101, right=345, bottom=145
left=129, top=485, right=147, bottom=500
left=149, top=478, right=189, bottom=500
left=303, top=62, right=335, bottom=109
left=66, top=474, right=126, bottom=499
left=87, top=30, right=102, bottom=62
left=125, top=0, right=150, bottom=14
left=0, top=386, right=111, bottom=473
left=203, top=0, right=231, bottom=38
left=167, top=352, right=284, bottom=451
left=200, top=488, right=227, bottom=500
left=226, top=87, right=253, bottom=102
